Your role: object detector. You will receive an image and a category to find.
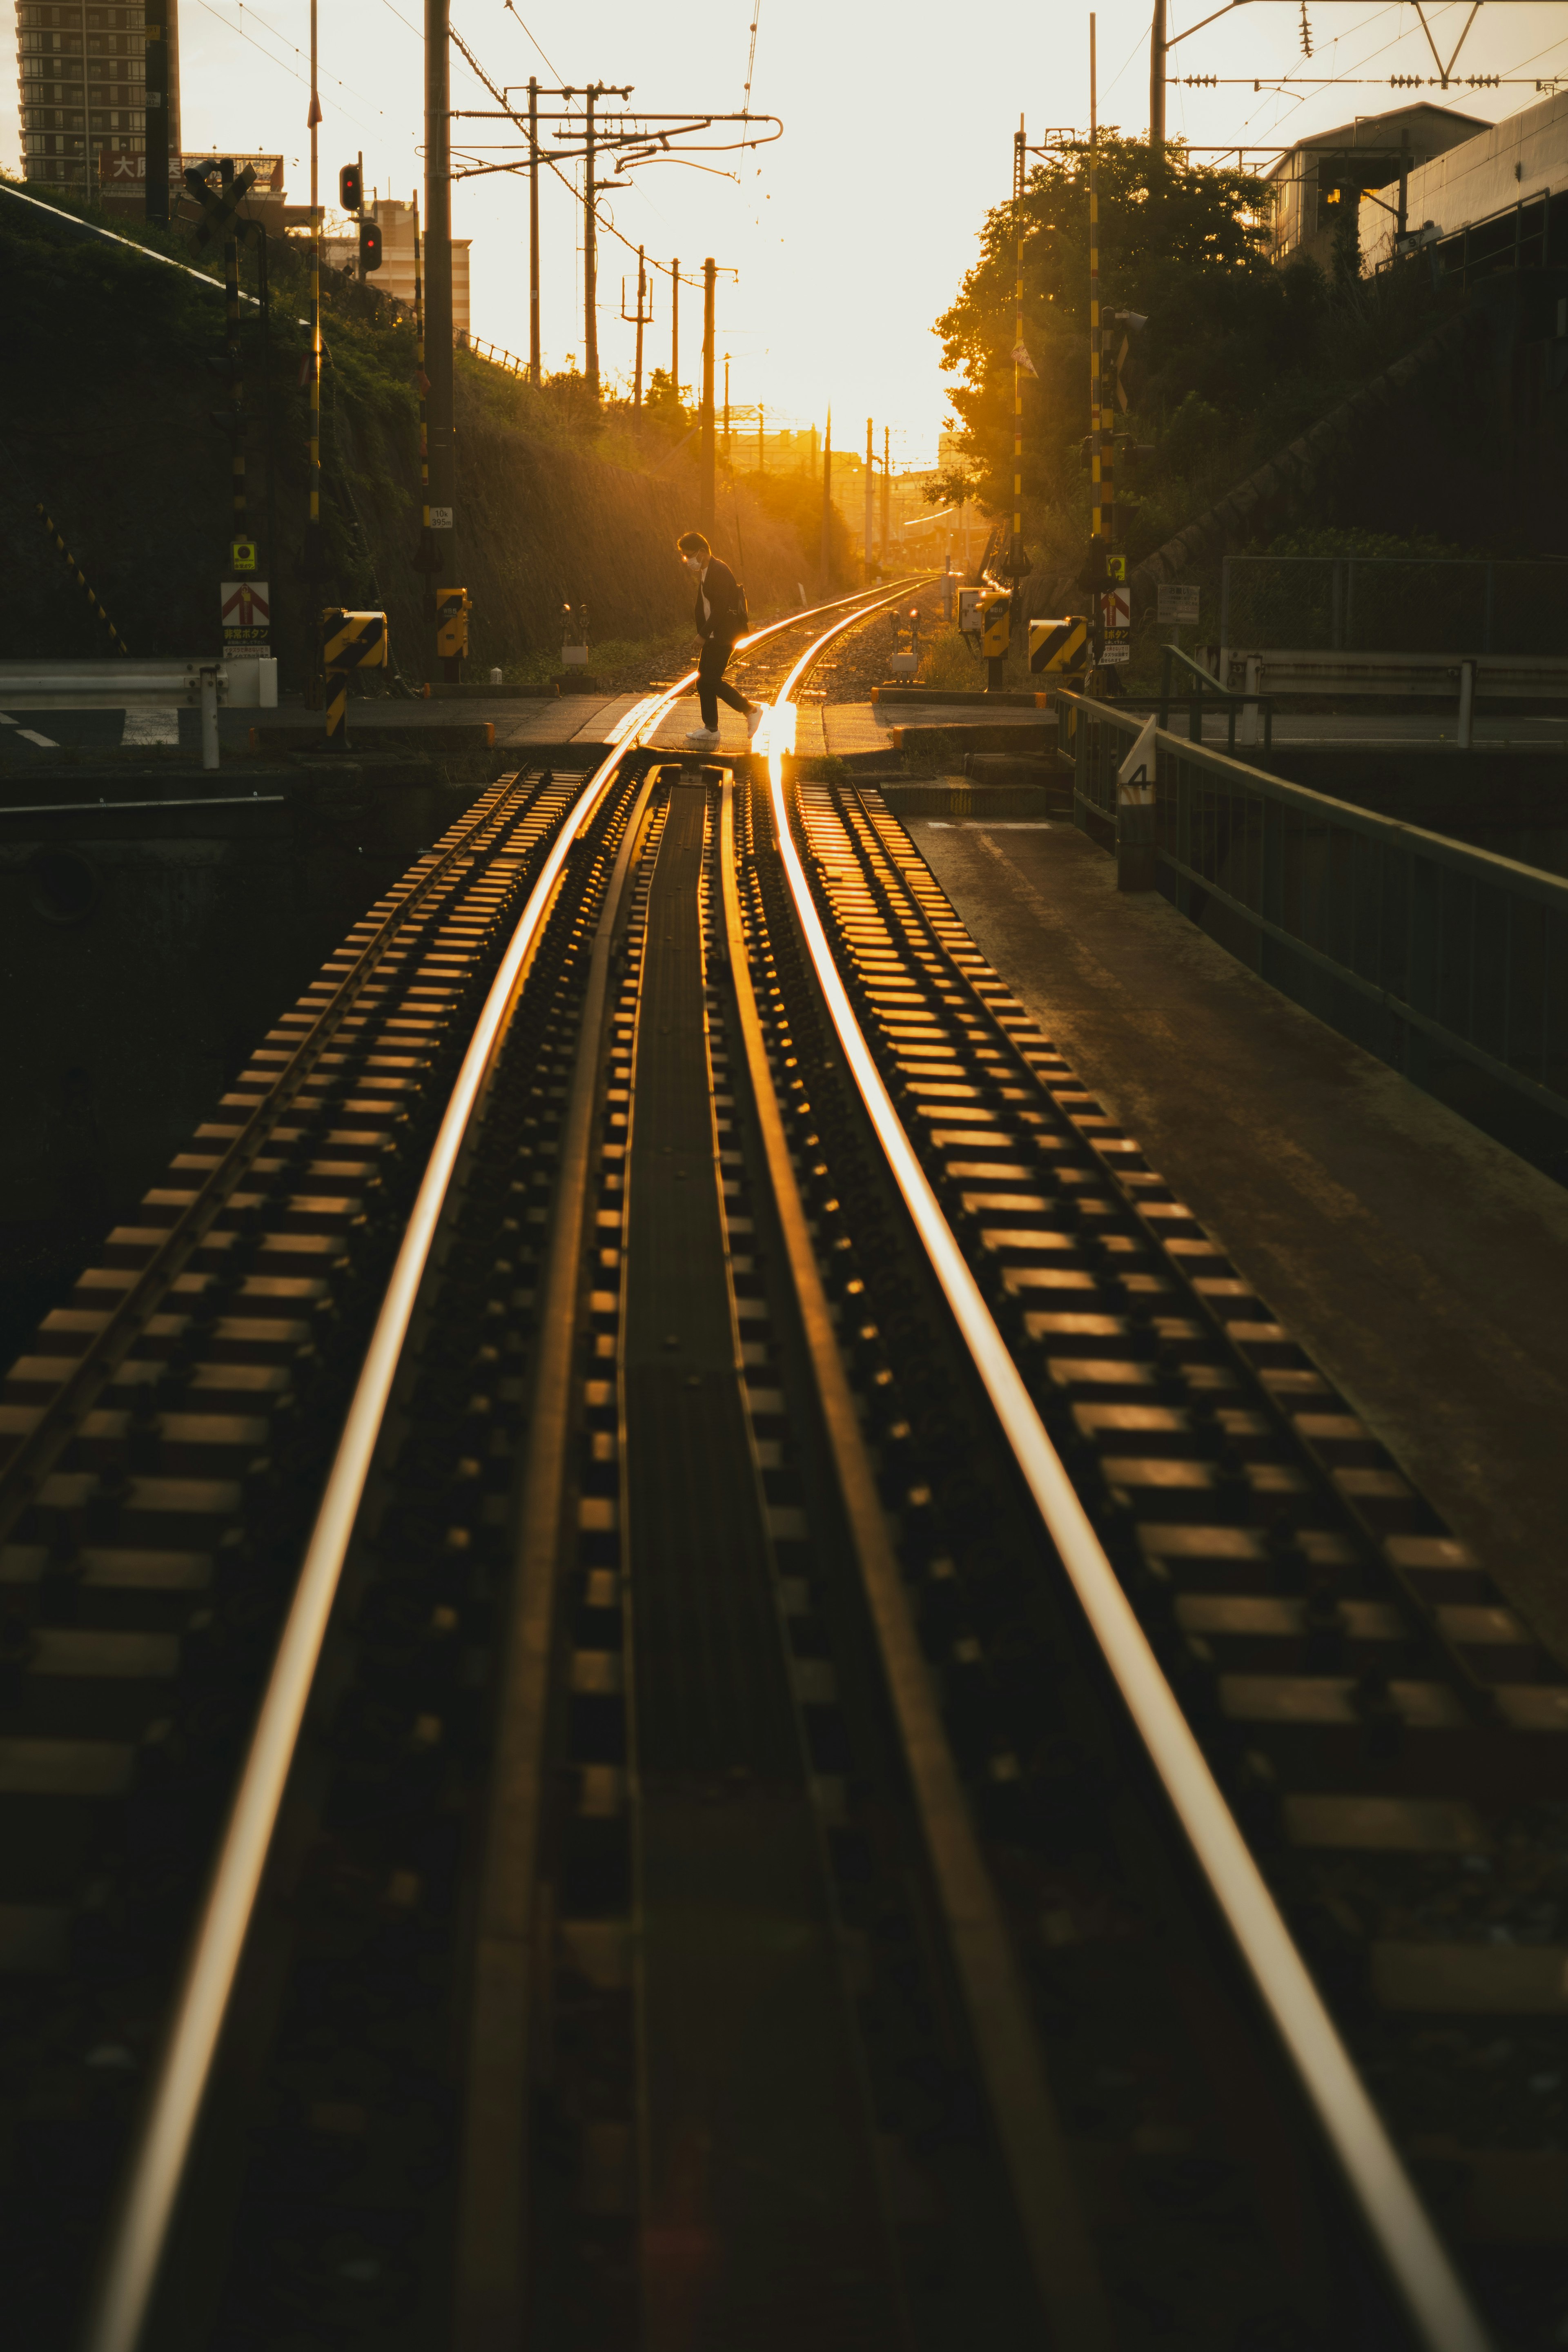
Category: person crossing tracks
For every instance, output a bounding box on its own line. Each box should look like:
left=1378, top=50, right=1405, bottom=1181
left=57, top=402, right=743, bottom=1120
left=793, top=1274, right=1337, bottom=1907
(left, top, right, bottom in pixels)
left=677, top=529, right=764, bottom=749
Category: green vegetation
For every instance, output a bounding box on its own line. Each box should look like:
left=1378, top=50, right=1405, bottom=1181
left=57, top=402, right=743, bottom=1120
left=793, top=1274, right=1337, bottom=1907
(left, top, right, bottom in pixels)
left=931, top=135, right=1467, bottom=577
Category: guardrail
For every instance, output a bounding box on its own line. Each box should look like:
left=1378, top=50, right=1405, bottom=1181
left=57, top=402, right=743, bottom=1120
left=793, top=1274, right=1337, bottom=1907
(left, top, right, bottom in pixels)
left=1059, top=690, right=1568, bottom=1122
left=1216, top=647, right=1568, bottom=749
left=0, top=659, right=278, bottom=770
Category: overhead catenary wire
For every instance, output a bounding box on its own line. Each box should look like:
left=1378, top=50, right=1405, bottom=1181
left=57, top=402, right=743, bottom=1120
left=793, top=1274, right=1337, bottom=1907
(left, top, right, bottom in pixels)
left=194, top=0, right=386, bottom=129
left=448, top=21, right=753, bottom=293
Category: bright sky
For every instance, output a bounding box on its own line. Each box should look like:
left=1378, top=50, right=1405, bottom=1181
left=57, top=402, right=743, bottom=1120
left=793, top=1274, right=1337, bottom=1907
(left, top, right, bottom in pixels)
left=5, top=0, right=1567, bottom=466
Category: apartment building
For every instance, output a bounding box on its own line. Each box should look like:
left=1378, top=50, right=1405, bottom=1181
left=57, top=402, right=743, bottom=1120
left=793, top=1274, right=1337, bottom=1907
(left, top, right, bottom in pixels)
left=16, top=0, right=180, bottom=196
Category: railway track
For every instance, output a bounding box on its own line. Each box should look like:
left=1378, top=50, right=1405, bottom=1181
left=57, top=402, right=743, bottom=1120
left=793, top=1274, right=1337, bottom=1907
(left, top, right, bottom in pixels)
left=0, top=585, right=1560, bottom=2350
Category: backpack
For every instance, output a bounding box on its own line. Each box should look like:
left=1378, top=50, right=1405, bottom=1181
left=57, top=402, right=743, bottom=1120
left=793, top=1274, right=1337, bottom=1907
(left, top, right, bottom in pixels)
left=733, top=578, right=750, bottom=633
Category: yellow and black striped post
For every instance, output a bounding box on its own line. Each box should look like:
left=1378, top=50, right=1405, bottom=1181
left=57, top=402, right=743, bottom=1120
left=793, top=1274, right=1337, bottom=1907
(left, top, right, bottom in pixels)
left=1028, top=615, right=1090, bottom=677
left=321, top=608, right=388, bottom=746
left=35, top=505, right=130, bottom=654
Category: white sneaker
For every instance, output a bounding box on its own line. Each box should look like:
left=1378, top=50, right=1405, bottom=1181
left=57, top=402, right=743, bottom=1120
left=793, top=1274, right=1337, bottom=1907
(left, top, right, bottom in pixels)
left=684, top=726, right=721, bottom=748
left=745, top=702, right=767, bottom=742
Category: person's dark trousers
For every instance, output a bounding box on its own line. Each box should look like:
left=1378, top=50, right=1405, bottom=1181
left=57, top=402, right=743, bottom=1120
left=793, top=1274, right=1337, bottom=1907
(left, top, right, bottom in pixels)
left=698, top=635, right=750, bottom=731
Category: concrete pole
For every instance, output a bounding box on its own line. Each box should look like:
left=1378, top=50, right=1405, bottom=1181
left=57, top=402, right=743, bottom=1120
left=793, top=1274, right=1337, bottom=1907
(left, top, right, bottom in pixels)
left=820, top=408, right=833, bottom=592
left=528, top=77, right=540, bottom=382
left=1150, top=0, right=1166, bottom=152
left=144, top=0, right=169, bottom=225
left=356, top=147, right=365, bottom=281
left=425, top=0, right=454, bottom=653
left=584, top=84, right=599, bottom=395
left=700, top=258, right=716, bottom=533
left=671, top=258, right=679, bottom=399
left=864, top=417, right=874, bottom=584
left=633, top=245, right=646, bottom=410
left=882, top=425, right=890, bottom=568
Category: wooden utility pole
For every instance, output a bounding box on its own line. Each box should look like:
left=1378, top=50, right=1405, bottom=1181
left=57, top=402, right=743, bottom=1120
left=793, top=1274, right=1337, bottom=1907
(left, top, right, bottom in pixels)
left=700, top=257, right=716, bottom=532
left=528, top=76, right=540, bottom=381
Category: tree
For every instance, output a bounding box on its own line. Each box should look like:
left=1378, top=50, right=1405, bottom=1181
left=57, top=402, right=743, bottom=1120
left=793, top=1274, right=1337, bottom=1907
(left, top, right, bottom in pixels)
left=933, top=136, right=1283, bottom=516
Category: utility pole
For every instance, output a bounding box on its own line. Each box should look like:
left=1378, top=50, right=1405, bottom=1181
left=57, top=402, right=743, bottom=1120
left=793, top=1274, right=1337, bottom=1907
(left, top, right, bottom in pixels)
left=671, top=257, right=679, bottom=399
left=1150, top=0, right=1166, bottom=152
left=308, top=0, right=322, bottom=600
left=356, top=147, right=366, bottom=281
left=723, top=353, right=731, bottom=457
left=864, top=416, right=874, bottom=584
left=425, top=0, right=455, bottom=673
left=820, top=408, right=833, bottom=592
left=1008, top=115, right=1029, bottom=593
left=584, top=82, right=599, bottom=393
left=621, top=245, right=651, bottom=410
left=144, top=0, right=169, bottom=225
left=758, top=405, right=764, bottom=474
left=882, top=425, right=890, bottom=570
left=700, top=256, right=716, bottom=533
left=414, top=192, right=432, bottom=564
left=528, top=76, right=540, bottom=381
left=220, top=158, right=247, bottom=561
left=1088, top=16, right=1108, bottom=656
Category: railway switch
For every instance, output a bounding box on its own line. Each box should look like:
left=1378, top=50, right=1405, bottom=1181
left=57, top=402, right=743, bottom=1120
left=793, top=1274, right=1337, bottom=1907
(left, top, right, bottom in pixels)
left=321, top=606, right=388, bottom=745
left=436, top=586, right=471, bottom=683
left=889, top=607, right=921, bottom=679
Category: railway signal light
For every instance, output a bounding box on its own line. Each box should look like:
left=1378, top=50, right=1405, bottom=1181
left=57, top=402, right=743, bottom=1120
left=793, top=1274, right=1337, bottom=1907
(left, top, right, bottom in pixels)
left=360, top=219, right=383, bottom=272
left=339, top=162, right=363, bottom=212
left=436, top=586, right=471, bottom=684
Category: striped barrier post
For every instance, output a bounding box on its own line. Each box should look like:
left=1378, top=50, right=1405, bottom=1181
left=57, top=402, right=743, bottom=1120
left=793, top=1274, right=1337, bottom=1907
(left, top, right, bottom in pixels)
left=35, top=505, right=131, bottom=655
left=1028, top=615, right=1090, bottom=679
left=321, top=608, right=388, bottom=746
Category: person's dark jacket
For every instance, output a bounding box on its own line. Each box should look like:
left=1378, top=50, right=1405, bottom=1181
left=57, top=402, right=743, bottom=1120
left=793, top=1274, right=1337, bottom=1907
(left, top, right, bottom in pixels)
left=693, top=556, right=746, bottom=644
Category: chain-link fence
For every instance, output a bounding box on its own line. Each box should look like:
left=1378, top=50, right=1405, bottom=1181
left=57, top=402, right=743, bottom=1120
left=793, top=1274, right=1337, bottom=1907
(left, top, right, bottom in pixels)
left=1220, top=557, right=1568, bottom=657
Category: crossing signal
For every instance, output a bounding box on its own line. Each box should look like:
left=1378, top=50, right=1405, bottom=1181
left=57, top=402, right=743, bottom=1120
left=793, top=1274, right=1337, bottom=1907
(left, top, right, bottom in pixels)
left=339, top=162, right=363, bottom=212
left=360, top=219, right=383, bottom=272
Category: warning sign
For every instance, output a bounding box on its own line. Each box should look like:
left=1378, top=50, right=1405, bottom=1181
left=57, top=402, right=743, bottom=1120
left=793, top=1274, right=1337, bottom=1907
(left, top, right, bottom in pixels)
left=1099, top=583, right=1130, bottom=663
left=221, top=578, right=271, bottom=655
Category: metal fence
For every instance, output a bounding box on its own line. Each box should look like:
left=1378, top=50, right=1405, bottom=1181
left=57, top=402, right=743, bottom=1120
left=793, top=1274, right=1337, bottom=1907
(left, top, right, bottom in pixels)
left=1060, top=690, right=1568, bottom=1122
left=1219, top=555, right=1568, bottom=659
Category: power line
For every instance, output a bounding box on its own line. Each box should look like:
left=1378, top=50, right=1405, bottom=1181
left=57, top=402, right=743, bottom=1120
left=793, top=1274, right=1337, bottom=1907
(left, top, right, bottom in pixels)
left=194, top=0, right=385, bottom=131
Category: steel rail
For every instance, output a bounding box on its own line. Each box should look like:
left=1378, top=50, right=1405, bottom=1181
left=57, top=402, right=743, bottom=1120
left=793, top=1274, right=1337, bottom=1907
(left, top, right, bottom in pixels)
left=78, top=585, right=902, bottom=2352
left=719, top=773, right=1115, bottom=2343
left=0, top=772, right=532, bottom=1558
left=763, top=679, right=1494, bottom=2351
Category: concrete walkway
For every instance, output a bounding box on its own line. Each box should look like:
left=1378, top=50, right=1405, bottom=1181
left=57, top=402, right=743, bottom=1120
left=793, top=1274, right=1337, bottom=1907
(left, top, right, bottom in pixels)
left=906, top=811, right=1568, bottom=1660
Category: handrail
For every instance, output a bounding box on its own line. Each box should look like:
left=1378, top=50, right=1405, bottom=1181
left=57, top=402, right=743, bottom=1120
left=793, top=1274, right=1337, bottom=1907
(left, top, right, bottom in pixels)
left=79, top=576, right=911, bottom=2352
left=766, top=744, right=1493, bottom=2352
left=1059, top=693, right=1568, bottom=913
left=1157, top=641, right=1273, bottom=751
